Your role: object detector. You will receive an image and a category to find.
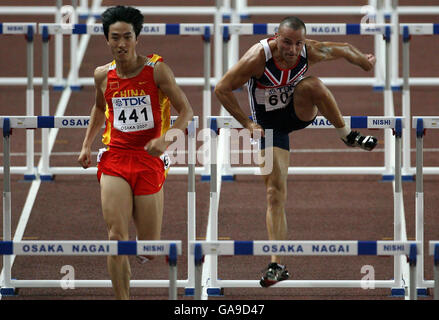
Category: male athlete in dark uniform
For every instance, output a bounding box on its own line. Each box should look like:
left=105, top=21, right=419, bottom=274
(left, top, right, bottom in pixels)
left=247, top=36, right=313, bottom=151
left=215, top=16, right=377, bottom=287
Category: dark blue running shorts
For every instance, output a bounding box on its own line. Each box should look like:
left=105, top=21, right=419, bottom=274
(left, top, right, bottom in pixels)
left=258, top=98, right=316, bottom=151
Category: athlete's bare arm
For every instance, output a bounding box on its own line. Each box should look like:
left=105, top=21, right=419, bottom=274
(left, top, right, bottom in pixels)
left=78, top=65, right=109, bottom=168
left=305, top=39, right=376, bottom=71
left=215, top=43, right=266, bottom=136
left=145, top=61, right=194, bottom=157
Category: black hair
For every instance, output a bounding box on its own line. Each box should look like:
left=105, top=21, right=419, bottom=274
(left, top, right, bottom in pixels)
left=279, top=16, right=306, bottom=33
left=101, top=6, right=144, bottom=40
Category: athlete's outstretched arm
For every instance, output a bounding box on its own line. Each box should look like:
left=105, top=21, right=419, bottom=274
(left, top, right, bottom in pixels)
left=78, top=66, right=108, bottom=168
left=306, top=39, right=376, bottom=71
left=215, top=43, right=266, bottom=135
left=145, top=61, right=194, bottom=157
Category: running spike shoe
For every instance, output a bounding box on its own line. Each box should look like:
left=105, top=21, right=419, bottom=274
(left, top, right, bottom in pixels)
left=342, top=131, right=378, bottom=151
left=260, top=262, right=290, bottom=288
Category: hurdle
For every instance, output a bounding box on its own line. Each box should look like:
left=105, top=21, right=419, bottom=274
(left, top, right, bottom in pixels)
left=0, top=1, right=221, bottom=89
left=28, top=22, right=216, bottom=90
left=0, top=116, right=197, bottom=296
left=429, top=241, right=439, bottom=300
left=222, top=1, right=439, bottom=86
left=0, top=5, right=101, bottom=179
left=400, top=25, right=439, bottom=178
left=233, top=0, right=439, bottom=85
left=219, top=23, right=397, bottom=179
left=0, top=22, right=210, bottom=178
left=219, top=21, right=439, bottom=180
left=32, top=23, right=211, bottom=179
left=0, top=23, right=37, bottom=179
left=237, top=0, right=439, bottom=16
left=203, top=115, right=409, bottom=296
left=0, top=240, right=182, bottom=299
left=191, top=240, right=420, bottom=300
left=218, top=22, right=393, bottom=91
left=412, top=117, right=439, bottom=295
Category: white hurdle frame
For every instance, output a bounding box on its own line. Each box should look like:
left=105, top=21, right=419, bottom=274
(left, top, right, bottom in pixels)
left=219, top=22, right=439, bottom=180
left=192, top=240, right=420, bottom=300
left=412, top=117, right=439, bottom=294
left=2, top=1, right=439, bottom=17
left=220, top=23, right=397, bottom=178
left=33, top=23, right=211, bottom=179
left=33, top=22, right=215, bottom=89
left=0, top=240, right=181, bottom=299
left=0, top=23, right=37, bottom=179
left=204, top=115, right=407, bottom=295
left=401, top=25, right=439, bottom=177
left=0, top=116, right=197, bottom=295
left=2, top=22, right=438, bottom=180
left=2, top=3, right=439, bottom=88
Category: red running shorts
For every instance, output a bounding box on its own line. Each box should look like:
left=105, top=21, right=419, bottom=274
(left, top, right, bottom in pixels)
left=97, top=148, right=169, bottom=196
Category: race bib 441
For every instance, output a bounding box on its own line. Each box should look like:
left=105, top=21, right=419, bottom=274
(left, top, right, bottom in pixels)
left=112, top=95, right=154, bottom=132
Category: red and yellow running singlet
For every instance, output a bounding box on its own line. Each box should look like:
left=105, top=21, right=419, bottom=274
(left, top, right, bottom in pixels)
left=102, top=54, right=171, bottom=151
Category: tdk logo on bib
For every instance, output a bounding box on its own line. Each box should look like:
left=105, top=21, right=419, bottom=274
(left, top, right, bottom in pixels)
left=114, top=96, right=149, bottom=107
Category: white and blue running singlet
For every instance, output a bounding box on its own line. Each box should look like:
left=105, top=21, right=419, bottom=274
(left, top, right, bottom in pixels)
left=246, top=38, right=314, bottom=150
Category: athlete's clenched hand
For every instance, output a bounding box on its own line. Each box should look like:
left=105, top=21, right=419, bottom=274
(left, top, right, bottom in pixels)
left=145, top=135, right=169, bottom=157
left=78, top=147, right=91, bottom=168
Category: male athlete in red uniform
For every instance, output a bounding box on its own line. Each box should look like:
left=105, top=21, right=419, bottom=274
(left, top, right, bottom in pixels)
left=78, top=6, right=193, bottom=299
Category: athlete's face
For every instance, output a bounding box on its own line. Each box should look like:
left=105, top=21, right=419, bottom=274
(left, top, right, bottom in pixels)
left=107, top=21, right=138, bottom=62
left=275, top=26, right=306, bottom=65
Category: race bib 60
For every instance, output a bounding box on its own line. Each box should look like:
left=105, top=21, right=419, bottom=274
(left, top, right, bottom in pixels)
left=264, top=85, right=294, bottom=112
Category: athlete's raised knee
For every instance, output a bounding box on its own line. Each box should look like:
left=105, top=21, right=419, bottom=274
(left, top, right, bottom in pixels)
left=296, top=76, right=328, bottom=99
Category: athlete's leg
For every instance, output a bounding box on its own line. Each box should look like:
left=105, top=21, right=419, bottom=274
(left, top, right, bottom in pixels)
left=100, top=173, right=133, bottom=300
left=260, top=146, right=289, bottom=264
left=133, top=188, right=164, bottom=260
left=293, top=76, right=344, bottom=128
left=293, top=76, right=377, bottom=150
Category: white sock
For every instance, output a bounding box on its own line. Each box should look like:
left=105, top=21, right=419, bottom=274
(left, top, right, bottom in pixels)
left=336, top=126, right=351, bottom=141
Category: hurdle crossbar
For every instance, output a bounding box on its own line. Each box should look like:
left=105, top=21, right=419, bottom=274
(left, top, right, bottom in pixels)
left=2, top=4, right=439, bottom=17
left=191, top=240, right=420, bottom=300
left=1, top=116, right=197, bottom=296
left=0, top=240, right=181, bottom=299
left=209, top=115, right=402, bottom=176
left=0, top=116, right=200, bottom=176
left=240, top=5, right=439, bottom=16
